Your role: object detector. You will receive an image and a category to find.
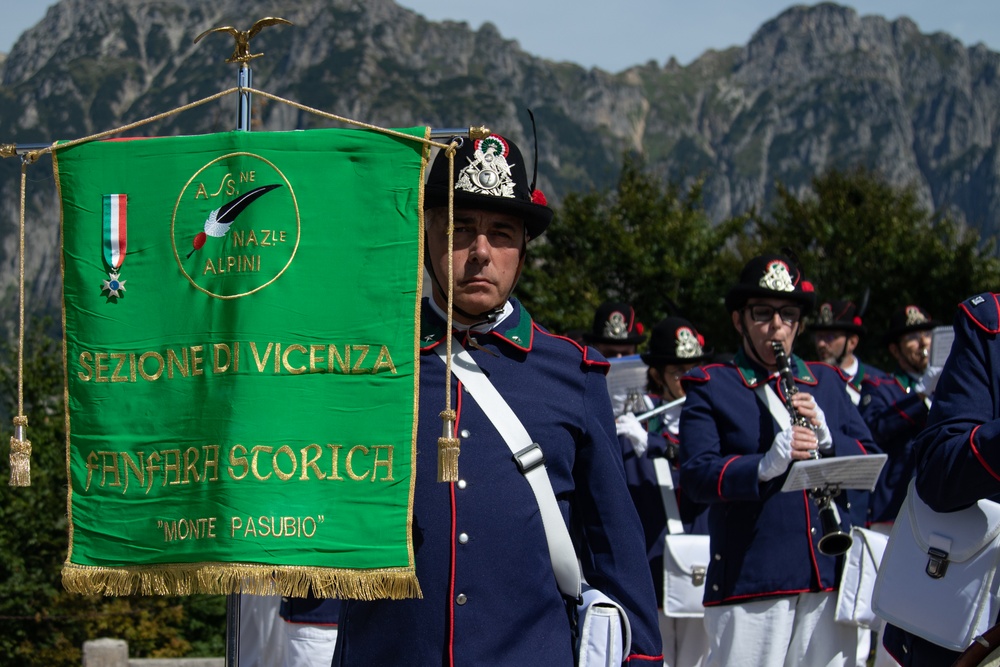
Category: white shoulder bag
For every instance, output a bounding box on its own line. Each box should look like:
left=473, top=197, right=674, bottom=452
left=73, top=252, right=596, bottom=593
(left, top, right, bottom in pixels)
left=872, top=478, right=1000, bottom=651
left=437, top=339, right=632, bottom=666
left=654, top=457, right=709, bottom=618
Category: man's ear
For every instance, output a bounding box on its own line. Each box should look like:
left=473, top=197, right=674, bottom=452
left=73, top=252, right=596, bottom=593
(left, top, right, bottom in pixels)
left=847, top=334, right=860, bottom=354
left=731, top=309, right=743, bottom=335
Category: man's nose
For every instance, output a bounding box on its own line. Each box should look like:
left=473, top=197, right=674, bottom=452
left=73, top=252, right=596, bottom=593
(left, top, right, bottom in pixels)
left=468, top=234, right=491, bottom=262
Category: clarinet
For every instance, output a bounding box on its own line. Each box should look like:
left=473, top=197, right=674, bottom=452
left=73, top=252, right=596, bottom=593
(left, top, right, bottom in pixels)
left=769, top=341, right=853, bottom=556
left=770, top=341, right=817, bottom=458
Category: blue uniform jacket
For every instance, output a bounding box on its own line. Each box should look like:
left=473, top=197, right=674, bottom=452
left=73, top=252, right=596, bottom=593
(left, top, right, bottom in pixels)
left=620, top=398, right=710, bottom=607
left=334, top=299, right=663, bottom=665
left=678, top=348, right=876, bottom=606
left=859, top=365, right=929, bottom=524
left=883, top=293, right=1000, bottom=666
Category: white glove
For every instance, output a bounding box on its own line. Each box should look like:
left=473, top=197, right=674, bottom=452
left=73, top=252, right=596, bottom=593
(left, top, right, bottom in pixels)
left=915, top=365, right=944, bottom=397
left=616, top=412, right=648, bottom=457
left=812, top=403, right=834, bottom=452
left=758, top=428, right=794, bottom=481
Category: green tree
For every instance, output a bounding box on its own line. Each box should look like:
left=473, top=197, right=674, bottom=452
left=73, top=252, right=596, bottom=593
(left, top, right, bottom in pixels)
left=749, top=167, right=1000, bottom=368
left=0, top=319, right=226, bottom=666
left=520, top=153, right=746, bottom=347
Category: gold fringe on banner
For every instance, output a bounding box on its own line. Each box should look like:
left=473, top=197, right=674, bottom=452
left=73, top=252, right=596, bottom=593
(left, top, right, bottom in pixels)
left=62, top=562, right=421, bottom=600
left=9, top=415, right=31, bottom=487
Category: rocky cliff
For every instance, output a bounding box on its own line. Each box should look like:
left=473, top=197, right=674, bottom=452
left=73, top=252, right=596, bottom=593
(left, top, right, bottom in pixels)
left=1, top=0, right=998, bottom=316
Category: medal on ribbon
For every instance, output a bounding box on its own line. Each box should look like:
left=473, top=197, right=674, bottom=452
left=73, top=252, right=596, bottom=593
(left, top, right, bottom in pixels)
left=102, top=194, right=128, bottom=298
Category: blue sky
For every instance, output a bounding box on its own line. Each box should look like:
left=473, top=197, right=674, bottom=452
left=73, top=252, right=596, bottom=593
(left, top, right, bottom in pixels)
left=2, top=0, right=999, bottom=72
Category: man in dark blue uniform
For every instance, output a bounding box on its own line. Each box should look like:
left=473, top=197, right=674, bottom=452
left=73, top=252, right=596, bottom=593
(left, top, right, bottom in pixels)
left=333, top=133, right=662, bottom=665
left=679, top=253, right=877, bottom=666
left=583, top=301, right=647, bottom=359
left=881, top=292, right=1000, bottom=665
left=859, top=304, right=941, bottom=529
left=811, top=298, right=888, bottom=407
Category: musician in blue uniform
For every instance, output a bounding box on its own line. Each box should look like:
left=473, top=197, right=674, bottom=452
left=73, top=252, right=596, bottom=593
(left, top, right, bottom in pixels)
left=616, top=316, right=712, bottom=667
left=584, top=301, right=647, bottom=359
left=333, top=133, right=662, bottom=665
left=679, top=253, right=877, bottom=667
left=811, top=298, right=888, bottom=407
left=859, top=304, right=941, bottom=529
left=880, top=292, right=1000, bottom=666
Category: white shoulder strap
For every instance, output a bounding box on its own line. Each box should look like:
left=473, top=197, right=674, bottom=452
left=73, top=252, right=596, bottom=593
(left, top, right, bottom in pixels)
left=652, top=458, right=684, bottom=534
left=755, top=382, right=791, bottom=428
left=435, top=339, right=582, bottom=600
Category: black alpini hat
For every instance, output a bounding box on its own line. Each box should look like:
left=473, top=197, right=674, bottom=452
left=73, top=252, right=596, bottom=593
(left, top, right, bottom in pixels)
left=424, top=134, right=553, bottom=239
left=883, top=304, right=940, bottom=345
left=641, top=316, right=714, bottom=366
left=724, top=253, right=816, bottom=314
left=810, top=300, right=866, bottom=336
left=583, top=302, right=647, bottom=346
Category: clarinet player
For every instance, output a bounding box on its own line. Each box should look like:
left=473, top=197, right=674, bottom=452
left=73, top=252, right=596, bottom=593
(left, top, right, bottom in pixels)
left=679, top=253, right=878, bottom=667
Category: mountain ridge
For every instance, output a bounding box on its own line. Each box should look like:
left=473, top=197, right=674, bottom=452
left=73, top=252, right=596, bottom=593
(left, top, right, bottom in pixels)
left=1, top=0, right=999, bottom=316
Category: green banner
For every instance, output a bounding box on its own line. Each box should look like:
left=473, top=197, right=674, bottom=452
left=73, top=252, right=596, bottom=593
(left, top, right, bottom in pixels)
left=56, top=127, right=427, bottom=599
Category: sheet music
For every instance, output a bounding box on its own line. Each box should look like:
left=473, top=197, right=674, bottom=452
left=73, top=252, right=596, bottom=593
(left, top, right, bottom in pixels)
left=605, top=354, right=648, bottom=417
left=781, top=454, right=887, bottom=492
left=930, top=325, right=955, bottom=368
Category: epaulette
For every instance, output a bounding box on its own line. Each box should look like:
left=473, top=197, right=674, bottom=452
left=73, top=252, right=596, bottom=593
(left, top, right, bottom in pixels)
left=960, top=292, right=1000, bottom=334
left=534, top=327, right=611, bottom=374
left=807, top=360, right=851, bottom=383
left=681, top=363, right=726, bottom=384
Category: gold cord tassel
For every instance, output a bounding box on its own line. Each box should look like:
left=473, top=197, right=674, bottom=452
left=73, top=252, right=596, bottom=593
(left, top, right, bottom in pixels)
left=9, top=415, right=30, bottom=487
left=437, top=409, right=460, bottom=482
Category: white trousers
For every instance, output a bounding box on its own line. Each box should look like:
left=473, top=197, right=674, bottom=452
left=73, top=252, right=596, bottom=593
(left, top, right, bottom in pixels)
left=703, top=592, right=860, bottom=667
left=282, top=621, right=339, bottom=667
left=238, top=594, right=287, bottom=667
left=659, top=613, right=708, bottom=667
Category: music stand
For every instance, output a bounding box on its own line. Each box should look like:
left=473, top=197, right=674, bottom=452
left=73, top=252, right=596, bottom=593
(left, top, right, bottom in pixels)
left=781, top=454, right=887, bottom=493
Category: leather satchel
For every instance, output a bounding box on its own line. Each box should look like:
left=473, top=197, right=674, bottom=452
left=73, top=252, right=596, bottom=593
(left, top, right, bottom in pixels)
left=662, top=533, right=710, bottom=618
left=872, top=479, right=1000, bottom=651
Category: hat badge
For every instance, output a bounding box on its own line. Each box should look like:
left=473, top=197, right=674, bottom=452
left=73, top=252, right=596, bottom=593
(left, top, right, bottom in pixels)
left=760, top=260, right=795, bottom=292
left=818, top=303, right=834, bottom=325
left=905, top=305, right=928, bottom=326
left=675, top=327, right=703, bottom=358
left=456, top=135, right=516, bottom=199
left=603, top=311, right=629, bottom=340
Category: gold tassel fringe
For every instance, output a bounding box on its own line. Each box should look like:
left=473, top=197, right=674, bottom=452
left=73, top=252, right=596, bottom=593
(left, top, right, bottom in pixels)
left=61, top=561, right=422, bottom=600
left=437, top=409, right=459, bottom=482
left=437, top=436, right=460, bottom=482
left=9, top=415, right=30, bottom=487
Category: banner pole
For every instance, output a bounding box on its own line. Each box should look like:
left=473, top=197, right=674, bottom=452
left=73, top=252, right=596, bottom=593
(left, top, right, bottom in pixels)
left=226, top=42, right=254, bottom=667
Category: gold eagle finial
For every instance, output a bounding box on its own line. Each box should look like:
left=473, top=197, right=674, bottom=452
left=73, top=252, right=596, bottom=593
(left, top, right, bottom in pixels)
left=194, top=17, right=293, bottom=64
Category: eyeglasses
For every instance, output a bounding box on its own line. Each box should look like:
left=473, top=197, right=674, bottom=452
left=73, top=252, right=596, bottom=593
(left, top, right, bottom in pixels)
left=746, top=304, right=802, bottom=324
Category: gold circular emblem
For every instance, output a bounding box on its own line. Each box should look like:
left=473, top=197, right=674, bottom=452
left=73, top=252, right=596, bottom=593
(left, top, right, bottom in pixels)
left=171, top=152, right=300, bottom=299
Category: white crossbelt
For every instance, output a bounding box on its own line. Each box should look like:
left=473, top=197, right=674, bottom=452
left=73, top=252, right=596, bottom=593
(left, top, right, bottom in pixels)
left=435, top=338, right=582, bottom=600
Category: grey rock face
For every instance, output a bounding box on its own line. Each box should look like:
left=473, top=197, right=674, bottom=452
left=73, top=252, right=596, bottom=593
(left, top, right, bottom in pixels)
left=1, top=1, right=999, bottom=315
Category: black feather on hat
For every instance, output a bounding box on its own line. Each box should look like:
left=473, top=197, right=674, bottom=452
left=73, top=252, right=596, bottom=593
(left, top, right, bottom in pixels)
left=724, top=253, right=816, bottom=314
left=810, top=300, right=867, bottom=336
left=882, top=304, right=940, bottom=345
left=641, top=317, right=713, bottom=366
left=424, top=134, right=553, bottom=239
left=583, top=302, right=647, bottom=346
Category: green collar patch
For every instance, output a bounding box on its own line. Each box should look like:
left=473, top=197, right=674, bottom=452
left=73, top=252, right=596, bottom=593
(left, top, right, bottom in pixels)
left=419, top=299, right=534, bottom=352
left=732, top=347, right=815, bottom=387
